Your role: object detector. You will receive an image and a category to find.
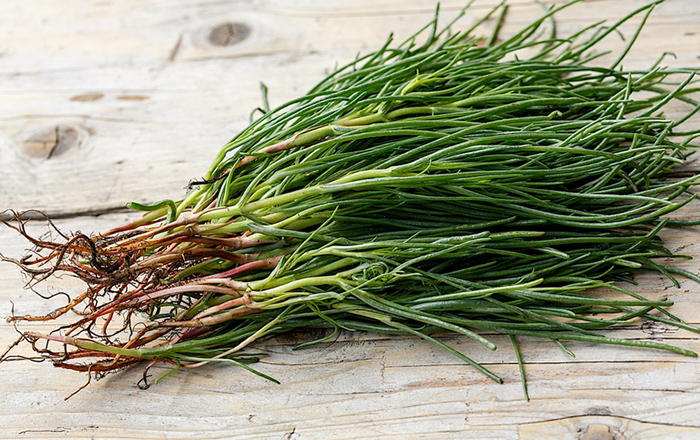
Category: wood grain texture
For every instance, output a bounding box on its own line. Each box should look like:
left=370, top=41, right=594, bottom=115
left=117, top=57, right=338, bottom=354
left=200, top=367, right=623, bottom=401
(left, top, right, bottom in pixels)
left=1, top=1, right=699, bottom=439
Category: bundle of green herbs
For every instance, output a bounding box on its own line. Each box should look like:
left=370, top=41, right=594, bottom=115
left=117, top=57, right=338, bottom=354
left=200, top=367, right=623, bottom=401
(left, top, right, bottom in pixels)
left=2, top=0, right=700, bottom=396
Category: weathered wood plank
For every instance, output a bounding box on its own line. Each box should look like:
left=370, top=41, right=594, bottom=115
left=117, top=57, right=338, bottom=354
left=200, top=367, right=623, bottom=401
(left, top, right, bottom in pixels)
left=518, top=416, right=700, bottom=439
left=1, top=1, right=700, bottom=439
left=1, top=0, right=698, bottom=215
left=1, top=208, right=700, bottom=438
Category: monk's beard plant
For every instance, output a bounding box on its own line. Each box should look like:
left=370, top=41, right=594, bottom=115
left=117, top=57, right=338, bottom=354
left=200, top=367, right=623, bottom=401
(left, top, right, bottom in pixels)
left=2, top=0, right=700, bottom=398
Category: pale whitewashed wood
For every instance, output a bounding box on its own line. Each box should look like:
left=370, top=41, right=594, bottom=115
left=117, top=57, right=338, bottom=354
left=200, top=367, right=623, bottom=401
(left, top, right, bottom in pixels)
left=1, top=0, right=698, bottom=215
left=1, top=0, right=700, bottom=439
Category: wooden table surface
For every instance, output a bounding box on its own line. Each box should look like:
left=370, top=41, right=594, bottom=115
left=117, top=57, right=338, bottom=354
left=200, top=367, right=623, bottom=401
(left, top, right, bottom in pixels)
left=1, top=1, right=700, bottom=438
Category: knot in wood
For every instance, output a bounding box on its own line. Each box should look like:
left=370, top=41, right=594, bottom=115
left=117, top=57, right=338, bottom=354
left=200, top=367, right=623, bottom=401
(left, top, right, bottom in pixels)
left=22, top=124, right=86, bottom=159
left=208, top=22, right=251, bottom=46
left=640, top=320, right=680, bottom=337
left=579, top=423, right=617, bottom=440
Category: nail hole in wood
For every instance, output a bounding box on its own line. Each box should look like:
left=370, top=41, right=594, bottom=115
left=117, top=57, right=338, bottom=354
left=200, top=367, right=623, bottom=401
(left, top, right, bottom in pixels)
left=208, top=22, right=251, bottom=46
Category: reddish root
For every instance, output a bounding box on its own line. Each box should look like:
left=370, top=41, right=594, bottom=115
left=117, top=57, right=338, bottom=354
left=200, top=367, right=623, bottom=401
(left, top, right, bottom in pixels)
left=205, top=255, right=283, bottom=279
left=7, top=288, right=93, bottom=323
left=54, top=357, right=138, bottom=373
left=1, top=206, right=291, bottom=377
left=157, top=305, right=261, bottom=328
